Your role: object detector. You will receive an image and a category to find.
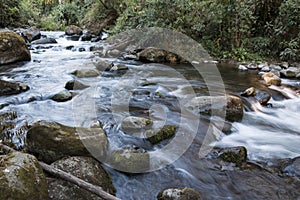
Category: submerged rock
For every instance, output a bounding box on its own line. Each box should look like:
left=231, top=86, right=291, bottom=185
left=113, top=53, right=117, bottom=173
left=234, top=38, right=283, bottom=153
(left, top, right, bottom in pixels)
left=72, top=69, right=100, bottom=78
left=0, top=79, right=29, bottom=96
left=262, top=72, right=281, bottom=86
left=48, top=156, right=116, bottom=200
left=157, top=188, right=201, bottom=200
left=0, top=152, right=48, bottom=200
left=0, top=31, right=31, bottom=65
left=146, top=125, right=177, bottom=144
left=26, top=121, right=108, bottom=163
left=51, top=90, right=72, bottom=102
left=21, top=27, right=41, bottom=42
left=31, top=37, right=57, bottom=45
left=188, top=95, right=244, bottom=122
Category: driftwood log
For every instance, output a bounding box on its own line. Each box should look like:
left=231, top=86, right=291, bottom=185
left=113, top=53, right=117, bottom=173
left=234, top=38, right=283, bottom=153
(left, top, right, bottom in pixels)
left=0, top=143, right=120, bottom=200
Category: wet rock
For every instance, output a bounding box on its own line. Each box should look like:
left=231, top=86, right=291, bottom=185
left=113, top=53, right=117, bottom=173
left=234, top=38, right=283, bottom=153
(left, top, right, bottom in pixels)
left=0, top=32, right=31, bottom=65
left=269, top=64, right=282, bottom=71
left=110, top=147, right=150, bottom=173
left=22, top=27, right=41, bottom=42
left=218, top=146, right=247, bottom=166
left=65, top=79, right=89, bottom=90
left=72, top=69, right=100, bottom=78
left=146, top=125, right=177, bottom=144
left=109, top=63, right=129, bottom=71
left=280, top=62, right=289, bottom=69
left=31, top=37, right=57, bottom=45
left=48, top=156, right=115, bottom=200
left=91, top=36, right=102, bottom=42
left=93, top=58, right=113, bottom=71
left=157, top=188, right=201, bottom=200
left=66, top=35, right=81, bottom=41
left=26, top=121, right=108, bottom=163
left=281, top=157, right=300, bottom=178
left=238, top=65, right=248, bottom=71
left=262, top=72, right=281, bottom=86
left=137, top=47, right=183, bottom=63
left=0, top=79, right=29, bottom=96
left=121, top=116, right=153, bottom=131
left=280, top=67, right=299, bottom=78
left=188, top=95, right=244, bottom=122
left=261, top=66, right=270, bottom=72
left=270, top=69, right=280, bottom=77
left=247, top=63, right=257, bottom=70
left=297, top=73, right=300, bottom=79
left=65, top=25, right=83, bottom=36
left=240, top=87, right=256, bottom=97
left=51, top=90, right=72, bottom=102
left=257, top=62, right=268, bottom=70
left=81, top=32, right=92, bottom=41
left=0, top=152, right=48, bottom=200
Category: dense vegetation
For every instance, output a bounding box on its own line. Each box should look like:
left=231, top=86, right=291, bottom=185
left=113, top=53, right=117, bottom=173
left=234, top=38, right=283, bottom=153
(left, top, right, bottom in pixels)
left=0, top=0, right=299, bottom=61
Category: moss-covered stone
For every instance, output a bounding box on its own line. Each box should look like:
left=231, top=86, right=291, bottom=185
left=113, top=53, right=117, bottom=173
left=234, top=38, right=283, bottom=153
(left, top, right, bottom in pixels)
left=111, top=148, right=150, bottom=173
left=146, top=125, right=177, bottom=144
left=219, top=146, right=247, bottom=166
left=0, top=152, right=48, bottom=200
left=157, top=188, right=202, bottom=200
left=72, top=69, right=100, bottom=78
left=26, top=120, right=108, bottom=163
left=49, top=156, right=115, bottom=200
left=0, top=31, right=31, bottom=65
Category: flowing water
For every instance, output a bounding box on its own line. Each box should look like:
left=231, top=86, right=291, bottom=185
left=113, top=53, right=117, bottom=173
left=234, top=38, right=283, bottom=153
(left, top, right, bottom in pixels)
left=0, top=31, right=299, bottom=199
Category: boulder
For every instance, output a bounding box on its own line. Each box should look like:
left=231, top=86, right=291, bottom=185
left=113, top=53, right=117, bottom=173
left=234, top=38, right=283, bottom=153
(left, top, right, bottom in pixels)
left=22, top=27, right=41, bottom=42
left=247, top=63, right=257, bottom=70
left=257, top=62, right=268, bottom=70
left=218, top=146, right=247, bottom=166
left=81, top=32, right=93, bottom=41
left=157, top=188, right=202, bottom=200
left=121, top=116, right=153, bottom=131
left=146, top=125, right=177, bottom=144
left=65, top=25, right=83, bottom=36
left=137, top=47, right=184, bottom=63
left=0, top=32, right=31, bottom=65
left=238, top=65, right=248, bottom=71
left=0, top=152, right=48, bottom=200
left=72, top=69, right=100, bottom=78
left=93, top=58, right=113, bottom=71
left=241, top=87, right=271, bottom=105
left=269, top=64, right=282, bottom=71
left=280, top=67, right=299, bottom=78
left=26, top=120, right=108, bottom=163
left=51, top=90, right=72, bottom=102
left=261, top=66, right=270, bottom=72
left=31, top=37, right=57, bottom=45
left=240, top=87, right=256, bottom=97
left=280, top=62, right=289, bottom=69
left=262, top=72, right=281, bottom=86
left=65, top=79, right=89, bottom=90
left=110, top=147, right=150, bottom=173
left=0, top=79, right=29, bottom=96
left=48, top=156, right=116, bottom=200
left=188, top=95, right=244, bottom=122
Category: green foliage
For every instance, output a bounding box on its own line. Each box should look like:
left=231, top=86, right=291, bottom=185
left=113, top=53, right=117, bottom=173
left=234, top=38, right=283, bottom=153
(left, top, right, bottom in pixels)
left=0, top=0, right=20, bottom=27
left=19, top=0, right=44, bottom=26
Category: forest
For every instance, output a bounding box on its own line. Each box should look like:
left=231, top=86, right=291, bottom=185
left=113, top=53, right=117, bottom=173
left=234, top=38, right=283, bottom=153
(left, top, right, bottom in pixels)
left=1, top=0, right=299, bottom=61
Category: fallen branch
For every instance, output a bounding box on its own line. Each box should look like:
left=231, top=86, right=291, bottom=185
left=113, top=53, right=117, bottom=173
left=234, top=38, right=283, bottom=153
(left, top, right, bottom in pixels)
left=0, top=143, right=120, bottom=200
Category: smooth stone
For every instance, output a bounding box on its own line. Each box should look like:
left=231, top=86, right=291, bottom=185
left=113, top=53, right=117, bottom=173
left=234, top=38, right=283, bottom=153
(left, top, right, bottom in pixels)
left=121, top=116, right=153, bottom=131
left=269, top=64, right=282, bottom=71
left=51, top=90, right=72, bottom=102
left=238, top=65, right=248, bottom=71
left=65, top=80, right=89, bottom=90
left=247, top=63, right=258, bottom=70
left=257, top=62, right=268, bottom=69
left=31, top=37, right=57, bottom=44
left=240, top=87, right=256, bottom=97
left=72, top=69, right=100, bottom=78
left=262, top=72, right=281, bottom=86
left=65, top=25, right=83, bottom=36
left=280, top=67, right=298, bottom=78
left=261, top=66, right=270, bottom=72
left=280, top=62, right=289, bottom=69
left=0, top=79, right=29, bottom=96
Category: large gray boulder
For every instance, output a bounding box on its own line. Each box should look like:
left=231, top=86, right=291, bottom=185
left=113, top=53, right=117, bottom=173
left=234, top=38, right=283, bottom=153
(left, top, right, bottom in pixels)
left=0, top=31, right=31, bottom=65
left=0, top=152, right=48, bottom=200
left=48, top=156, right=116, bottom=200
left=26, top=121, right=108, bottom=163
left=65, top=25, right=83, bottom=36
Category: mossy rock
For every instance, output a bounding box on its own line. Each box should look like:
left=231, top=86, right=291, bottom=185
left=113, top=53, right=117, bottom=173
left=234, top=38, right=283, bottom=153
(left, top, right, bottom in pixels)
left=157, top=188, right=202, bottom=200
left=146, top=125, right=177, bottom=144
left=0, top=31, right=31, bottom=65
left=49, top=156, right=115, bottom=200
left=51, top=90, right=72, bottom=102
left=0, top=152, right=48, bottom=200
left=111, top=148, right=150, bottom=173
left=121, top=116, right=153, bottom=132
left=72, top=69, right=100, bottom=78
left=219, top=146, right=247, bottom=166
left=26, top=120, right=108, bottom=163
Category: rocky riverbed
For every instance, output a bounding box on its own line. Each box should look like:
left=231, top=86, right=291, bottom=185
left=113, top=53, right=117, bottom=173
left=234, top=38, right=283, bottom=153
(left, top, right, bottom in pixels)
left=0, top=27, right=300, bottom=200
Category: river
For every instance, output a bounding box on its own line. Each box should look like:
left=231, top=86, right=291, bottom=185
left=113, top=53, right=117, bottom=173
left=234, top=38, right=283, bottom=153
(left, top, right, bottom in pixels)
left=0, top=31, right=299, bottom=199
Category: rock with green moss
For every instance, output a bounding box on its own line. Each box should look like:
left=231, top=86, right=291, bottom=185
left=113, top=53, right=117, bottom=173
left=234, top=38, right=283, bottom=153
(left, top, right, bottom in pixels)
left=110, top=147, right=150, bottom=173
left=137, top=47, right=184, bottom=63
left=0, top=31, right=31, bottom=65
left=187, top=95, right=244, bottom=122
left=219, top=146, right=247, bottom=166
left=48, top=156, right=116, bottom=200
left=26, top=120, right=108, bottom=163
left=157, top=188, right=202, bottom=200
left=146, top=125, right=176, bottom=144
left=0, top=152, right=48, bottom=200
left=121, top=116, right=153, bottom=132
left=72, top=69, right=100, bottom=78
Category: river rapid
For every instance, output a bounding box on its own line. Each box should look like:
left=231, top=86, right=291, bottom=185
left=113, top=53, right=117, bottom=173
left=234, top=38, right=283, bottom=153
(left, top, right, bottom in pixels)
left=0, top=31, right=299, bottom=199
